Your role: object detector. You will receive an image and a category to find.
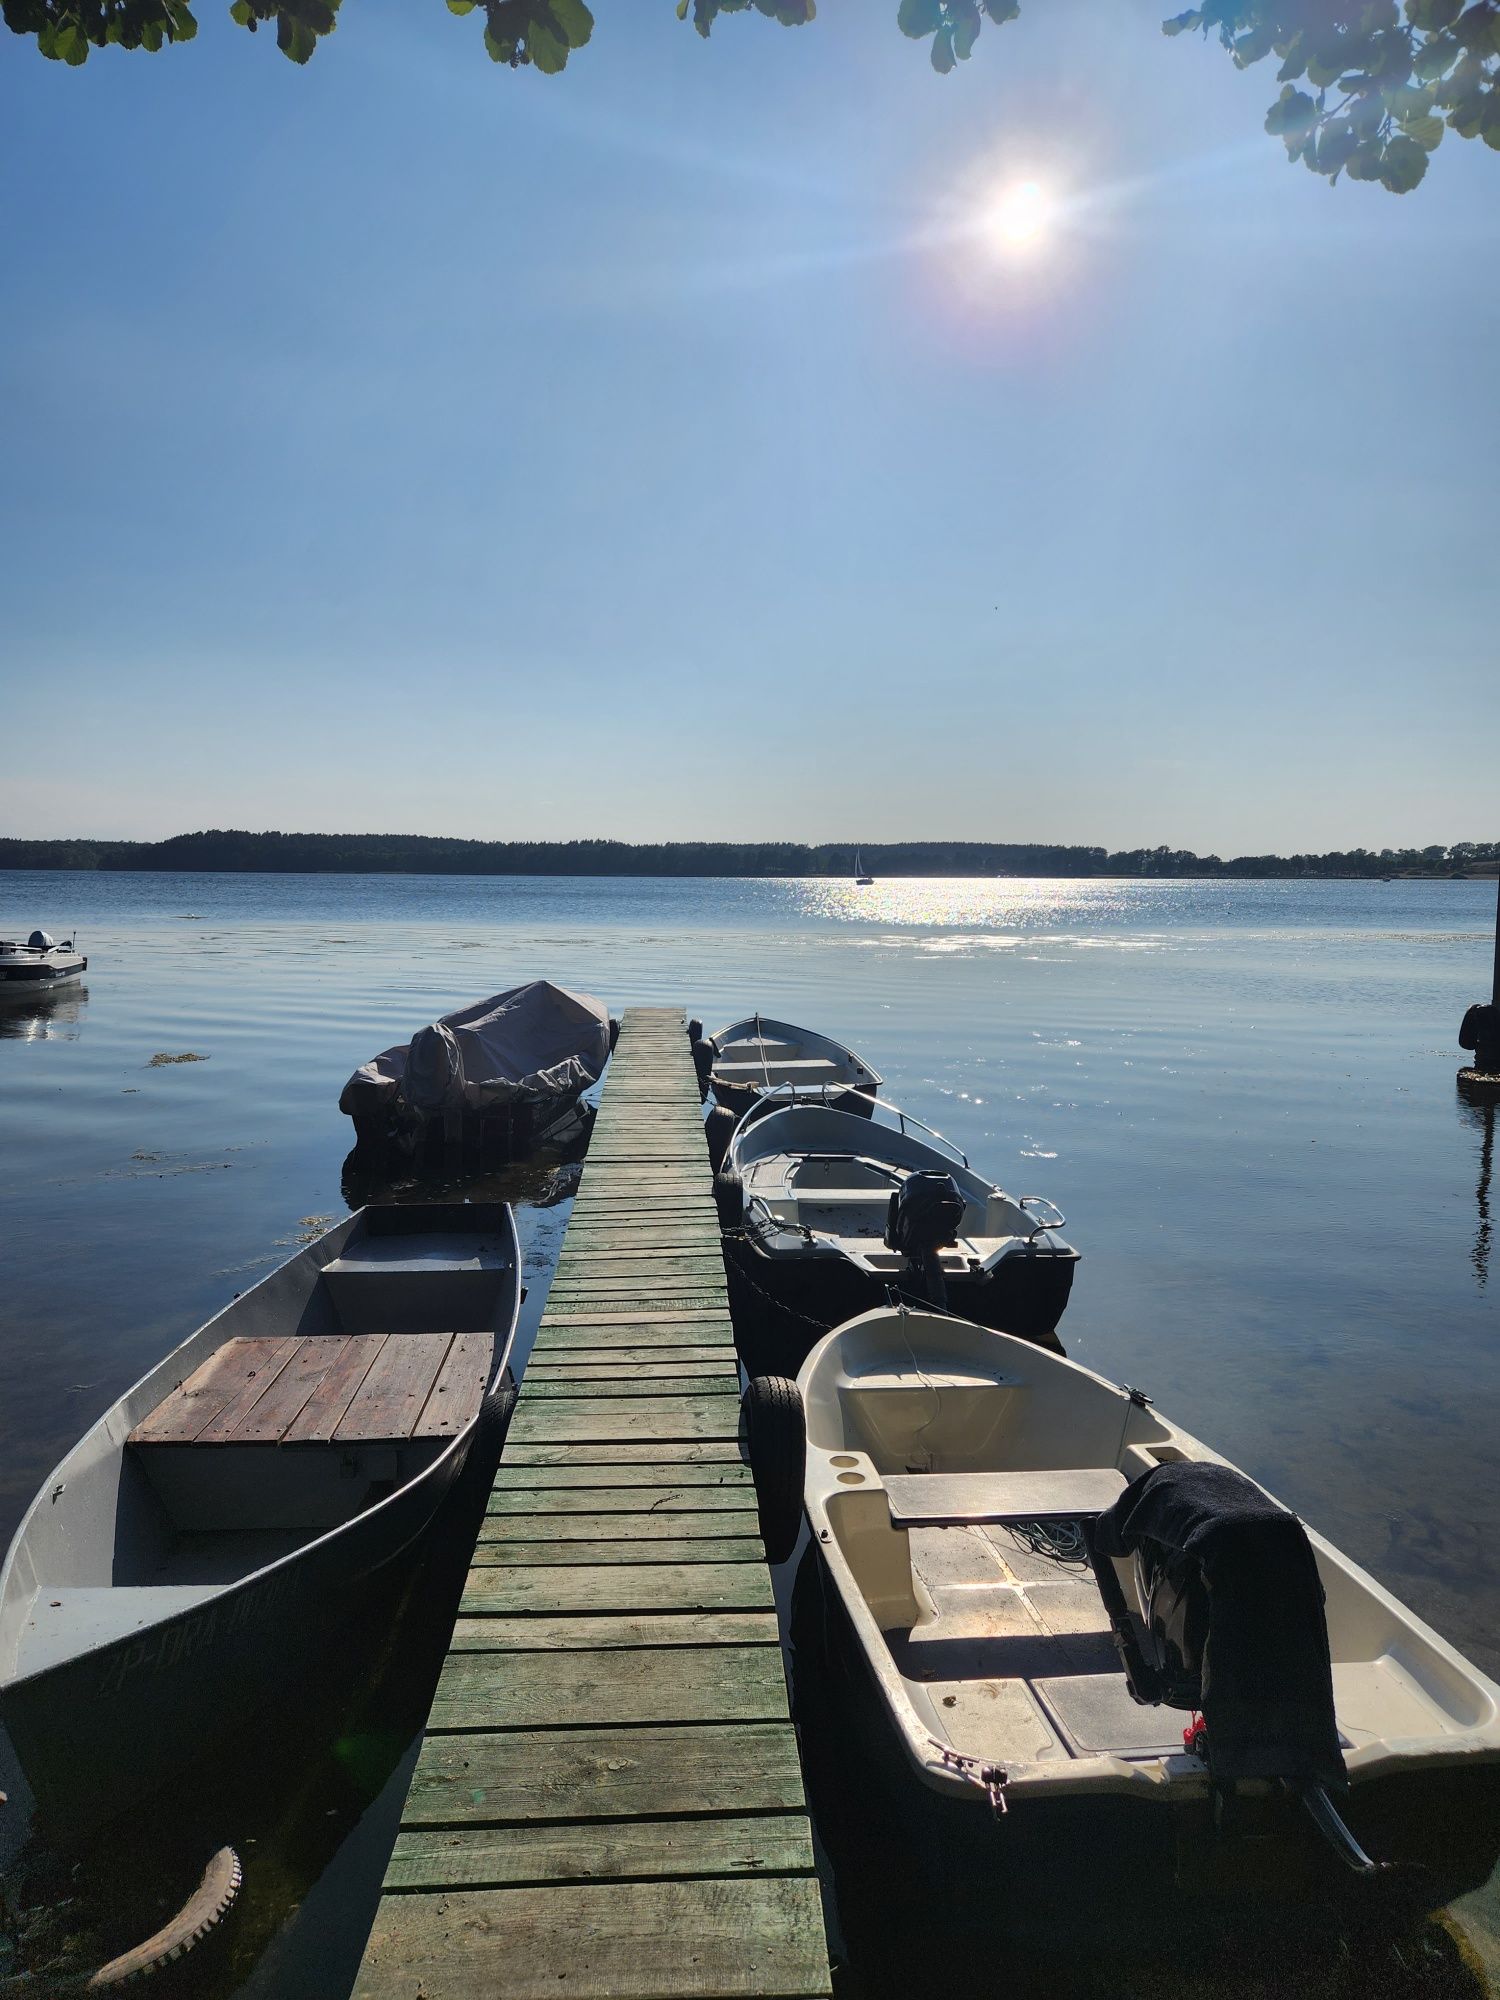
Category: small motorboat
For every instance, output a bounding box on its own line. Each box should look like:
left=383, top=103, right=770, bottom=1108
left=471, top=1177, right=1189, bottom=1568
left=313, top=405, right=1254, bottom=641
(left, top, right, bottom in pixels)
left=0, top=1201, right=520, bottom=1838
left=693, top=1014, right=882, bottom=1119
left=741, top=1305, right=1500, bottom=1902
left=0, top=930, right=86, bottom=998
left=340, top=979, right=614, bottom=1161
left=720, top=1097, right=1077, bottom=1373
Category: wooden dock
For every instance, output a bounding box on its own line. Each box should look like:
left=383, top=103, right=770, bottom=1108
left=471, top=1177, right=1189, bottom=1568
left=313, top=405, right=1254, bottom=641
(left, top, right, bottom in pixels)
left=354, top=1007, right=832, bottom=2000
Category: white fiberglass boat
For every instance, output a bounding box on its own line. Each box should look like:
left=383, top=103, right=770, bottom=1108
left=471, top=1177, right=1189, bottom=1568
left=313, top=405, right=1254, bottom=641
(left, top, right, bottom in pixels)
left=741, top=1305, right=1500, bottom=1898
left=693, top=1014, right=882, bottom=1119
left=0, top=1202, right=520, bottom=1839
left=0, top=930, right=86, bottom=997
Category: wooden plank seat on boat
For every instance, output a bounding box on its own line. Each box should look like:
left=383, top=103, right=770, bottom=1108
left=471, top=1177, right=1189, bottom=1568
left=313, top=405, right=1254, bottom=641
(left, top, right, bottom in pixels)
left=127, top=1331, right=493, bottom=1449
left=713, top=1057, right=844, bottom=1082
left=883, top=1469, right=1127, bottom=1527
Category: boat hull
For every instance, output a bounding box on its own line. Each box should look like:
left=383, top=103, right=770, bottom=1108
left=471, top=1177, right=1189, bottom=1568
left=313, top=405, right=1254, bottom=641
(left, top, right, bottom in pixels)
left=1, top=1380, right=516, bottom=1843
left=723, top=1234, right=1075, bottom=1377
left=793, top=1545, right=1500, bottom=1928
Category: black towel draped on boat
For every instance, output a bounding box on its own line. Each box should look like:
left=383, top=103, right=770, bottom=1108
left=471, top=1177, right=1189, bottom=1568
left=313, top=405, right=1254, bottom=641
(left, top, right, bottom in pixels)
left=1094, top=1461, right=1347, bottom=1792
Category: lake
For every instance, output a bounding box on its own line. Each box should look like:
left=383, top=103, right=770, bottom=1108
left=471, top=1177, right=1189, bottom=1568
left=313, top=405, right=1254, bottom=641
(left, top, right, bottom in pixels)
left=0, top=870, right=1495, bottom=1993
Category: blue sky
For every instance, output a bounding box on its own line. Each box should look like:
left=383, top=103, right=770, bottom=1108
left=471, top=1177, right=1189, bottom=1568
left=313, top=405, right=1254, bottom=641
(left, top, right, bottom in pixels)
left=2, top=1, right=1496, bottom=854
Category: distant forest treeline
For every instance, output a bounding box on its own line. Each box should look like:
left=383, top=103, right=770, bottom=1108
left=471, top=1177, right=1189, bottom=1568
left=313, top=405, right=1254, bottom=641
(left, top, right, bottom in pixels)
left=1, top=832, right=1496, bottom=878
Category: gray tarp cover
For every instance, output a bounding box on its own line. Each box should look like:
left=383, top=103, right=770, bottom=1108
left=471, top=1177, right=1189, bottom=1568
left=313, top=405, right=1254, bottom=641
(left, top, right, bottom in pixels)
left=339, top=980, right=610, bottom=1122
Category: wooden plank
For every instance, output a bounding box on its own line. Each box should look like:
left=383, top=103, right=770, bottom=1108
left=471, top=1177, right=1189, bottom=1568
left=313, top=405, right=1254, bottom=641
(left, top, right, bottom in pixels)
left=357, top=1873, right=830, bottom=2000
left=506, top=1395, right=740, bottom=1445
left=486, top=1485, right=757, bottom=1514
left=470, top=1536, right=764, bottom=1567
left=336, top=1333, right=453, bottom=1444
left=460, top=1562, right=773, bottom=1617
left=501, top=1439, right=743, bottom=1466
left=532, top=1314, right=735, bottom=1341
left=214, top=1335, right=351, bottom=1444
left=478, top=1520, right=764, bottom=1552
left=449, top=1612, right=778, bottom=1650
left=524, top=1348, right=733, bottom=1372
left=520, top=1374, right=737, bottom=1399
left=448, top=1612, right=779, bottom=1650
left=130, top=1337, right=299, bottom=1446
left=490, top=1463, right=752, bottom=1492
left=522, top=1361, right=735, bottom=1384
left=414, top=1330, right=493, bottom=1438
left=383, top=1814, right=815, bottom=1892
left=554, top=1251, right=725, bottom=1275
left=402, top=1721, right=802, bottom=1826
left=429, top=1644, right=787, bottom=1731
left=282, top=1334, right=389, bottom=1444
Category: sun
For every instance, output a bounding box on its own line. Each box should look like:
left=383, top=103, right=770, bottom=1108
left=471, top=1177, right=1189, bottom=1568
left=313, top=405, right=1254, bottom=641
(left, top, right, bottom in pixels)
left=982, top=179, right=1052, bottom=251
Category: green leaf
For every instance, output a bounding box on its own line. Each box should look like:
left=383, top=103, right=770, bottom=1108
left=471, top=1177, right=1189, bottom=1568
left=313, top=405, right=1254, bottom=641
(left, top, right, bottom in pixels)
left=982, top=0, right=1019, bottom=18
left=1264, top=82, right=1318, bottom=132
left=951, top=0, right=981, bottom=57
left=1379, top=130, right=1431, bottom=180
left=276, top=10, right=317, bottom=59
left=230, top=0, right=254, bottom=20
left=1163, top=5, right=1201, bottom=28
left=1232, top=22, right=1274, bottom=63
left=1403, top=108, right=1446, bottom=140
left=1412, top=30, right=1462, bottom=73
left=897, top=0, right=944, bottom=35
left=1345, top=137, right=1387, bottom=172
left=930, top=20, right=955, bottom=67
left=1307, top=50, right=1344, bottom=84
left=448, top=1, right=477, bottom=11
left=548, top=0, right=593, bottom=43
left=484, top=22, right=515, bottom=57
left=1406, top=0, right=1461, bottom=26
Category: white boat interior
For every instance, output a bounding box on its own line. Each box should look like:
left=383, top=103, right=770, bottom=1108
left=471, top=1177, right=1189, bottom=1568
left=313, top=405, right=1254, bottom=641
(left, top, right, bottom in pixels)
left=0, top=1208, right=516, bottom=1690
left=709, top=1015, right=882, bottom=1101
left=730, top=1100, right=1068, bottom=1276
left=801, top=1307, right=1500, bottom=1805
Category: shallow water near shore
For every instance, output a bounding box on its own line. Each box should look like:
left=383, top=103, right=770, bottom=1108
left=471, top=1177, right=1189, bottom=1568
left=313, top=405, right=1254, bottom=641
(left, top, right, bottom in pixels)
left=0, top=871, right=1495, bottom=1995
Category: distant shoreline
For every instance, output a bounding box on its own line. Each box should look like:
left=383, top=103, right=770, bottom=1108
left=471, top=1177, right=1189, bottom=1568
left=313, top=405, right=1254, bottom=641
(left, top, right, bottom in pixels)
left=0, top=833, right=1494, bottom=881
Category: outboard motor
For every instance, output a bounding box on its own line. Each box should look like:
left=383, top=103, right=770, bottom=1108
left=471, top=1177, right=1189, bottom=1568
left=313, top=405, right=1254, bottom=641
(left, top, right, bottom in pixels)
left=1091, top=1461, right=1387, bottom=1875
left=885, top=1170, right=966, bottom=1310
left=691, top=1033, right=717, bottom=1097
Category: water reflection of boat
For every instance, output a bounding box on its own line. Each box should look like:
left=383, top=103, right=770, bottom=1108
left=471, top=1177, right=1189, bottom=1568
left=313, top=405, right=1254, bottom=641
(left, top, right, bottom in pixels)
left=0, top=1203, right=520, bottom=1842
left=339, top=980, right=613, bottom=1164
left=749, top=1306, right=1500, bottom=1910
left=0, top=985, right=88, bottom=1042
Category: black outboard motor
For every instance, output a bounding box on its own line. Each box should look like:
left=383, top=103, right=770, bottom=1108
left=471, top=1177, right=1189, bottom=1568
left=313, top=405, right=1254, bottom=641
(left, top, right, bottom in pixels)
left=1091, top=1461, right=1386, bottom=1874
left=885, top=1171, right=966, bottom=1310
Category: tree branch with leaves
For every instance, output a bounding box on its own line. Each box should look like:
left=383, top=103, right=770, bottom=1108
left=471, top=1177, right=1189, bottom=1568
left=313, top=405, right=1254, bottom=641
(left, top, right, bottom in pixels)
left=6, top=0, right=1497, bottom=191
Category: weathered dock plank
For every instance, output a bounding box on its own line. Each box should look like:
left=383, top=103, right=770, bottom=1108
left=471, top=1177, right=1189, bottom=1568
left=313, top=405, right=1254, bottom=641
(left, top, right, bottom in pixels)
left=383, top=1814, right=815, bottom=1892
left=354, top=1007, right=828, bottom=2000
left=356, top=1876, right=831, bottom=2000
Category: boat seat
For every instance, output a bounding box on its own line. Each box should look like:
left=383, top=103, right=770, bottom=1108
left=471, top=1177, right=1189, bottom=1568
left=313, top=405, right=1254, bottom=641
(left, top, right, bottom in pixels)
left=714, top=1057, right=843, bottom=1082
left=128, top=1330, right=493, bottom=1449
left=884, top=1469, right=1127, bottom=1527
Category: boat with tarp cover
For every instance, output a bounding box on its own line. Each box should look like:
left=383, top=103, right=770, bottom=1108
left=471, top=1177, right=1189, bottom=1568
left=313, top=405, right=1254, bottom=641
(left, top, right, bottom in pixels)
left=0, top=930, right=86, bottom=998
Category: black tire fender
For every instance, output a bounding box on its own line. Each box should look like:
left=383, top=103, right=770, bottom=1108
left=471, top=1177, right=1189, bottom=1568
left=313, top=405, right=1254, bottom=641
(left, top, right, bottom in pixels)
left=704, top=1104, right=738, bottom=1174
left=740, top=1375, right=805, bottom=1564
left=713, top=1163, right=742, bottom=1228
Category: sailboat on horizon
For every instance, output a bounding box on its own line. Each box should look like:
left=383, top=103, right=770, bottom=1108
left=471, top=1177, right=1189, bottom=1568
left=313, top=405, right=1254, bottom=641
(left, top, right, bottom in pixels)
left=854, top=848, right=874, bottom=886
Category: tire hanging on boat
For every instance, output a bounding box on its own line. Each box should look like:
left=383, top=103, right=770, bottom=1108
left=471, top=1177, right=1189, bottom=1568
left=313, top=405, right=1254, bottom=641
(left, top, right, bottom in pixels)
left=740, top=1376, right=805, bottom=1564
left=704, top=1104, right=737, bottom=1174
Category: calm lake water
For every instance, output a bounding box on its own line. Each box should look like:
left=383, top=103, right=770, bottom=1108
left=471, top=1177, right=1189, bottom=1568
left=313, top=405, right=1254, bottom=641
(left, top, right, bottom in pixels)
left=0, top=871, right=1496, bottom=1994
